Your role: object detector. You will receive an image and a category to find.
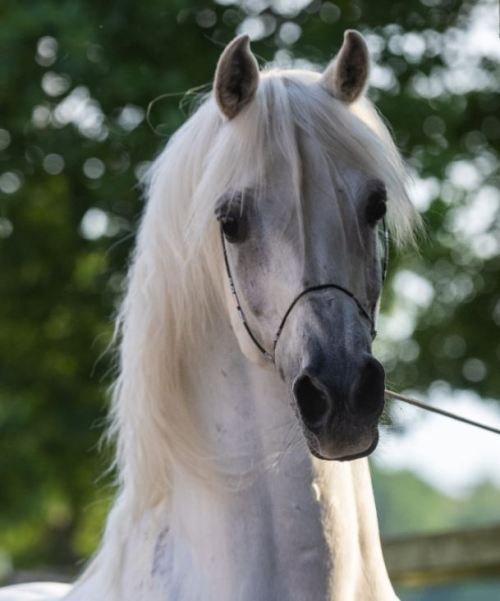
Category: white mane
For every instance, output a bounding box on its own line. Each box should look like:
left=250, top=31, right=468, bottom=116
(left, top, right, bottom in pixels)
left=86, top=68, right=418, bottom=585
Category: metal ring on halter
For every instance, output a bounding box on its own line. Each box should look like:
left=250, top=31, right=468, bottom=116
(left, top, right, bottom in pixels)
left=220, top=219, right=389, bottom=364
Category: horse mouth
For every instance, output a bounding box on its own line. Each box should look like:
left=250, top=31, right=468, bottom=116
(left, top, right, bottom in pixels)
left=305, top=428, right=380, bottom=462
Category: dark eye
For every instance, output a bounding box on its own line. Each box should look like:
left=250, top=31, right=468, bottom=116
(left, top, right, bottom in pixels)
left=219, top=213, right=243, bottom=243
left=365, top=184, right=387, bottom=226
left=216, top=202, right=247, bottom=243
left=215, top=191, right=249, bottom=243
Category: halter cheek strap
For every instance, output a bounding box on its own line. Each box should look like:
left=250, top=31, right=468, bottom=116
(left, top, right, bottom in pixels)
left=221, top=226, right=274, bottom=361
left=221, top=219, right=389, bottom=364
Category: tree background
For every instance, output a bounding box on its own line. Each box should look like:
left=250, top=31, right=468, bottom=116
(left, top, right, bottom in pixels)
left=0, top=0, right=499, bottom=599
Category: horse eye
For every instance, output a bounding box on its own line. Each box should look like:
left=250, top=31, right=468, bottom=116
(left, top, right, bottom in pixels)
left=215, top=191, right=249, bottom=243
left=365, top=185, right=387, bottom=227
left=219, top=214, right=241, bottom=242
left=217, top=209, right=247, bottom=243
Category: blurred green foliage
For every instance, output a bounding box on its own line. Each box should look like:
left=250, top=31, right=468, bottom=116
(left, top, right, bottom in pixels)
left=0, top=0, right=499, bottom=594
left=372, top=465, right=500, bottom=537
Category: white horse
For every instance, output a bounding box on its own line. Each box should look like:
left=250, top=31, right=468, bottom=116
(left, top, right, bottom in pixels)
left=1, top=31, right=417, bottom=601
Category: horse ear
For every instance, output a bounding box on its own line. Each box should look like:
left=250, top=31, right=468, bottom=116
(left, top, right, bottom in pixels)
left=214, top=35, right=259, bottom=119
left=321, top=30, right=369, bottom=103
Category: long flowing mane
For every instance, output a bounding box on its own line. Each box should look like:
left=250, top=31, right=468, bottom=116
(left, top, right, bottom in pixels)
left=86, top=67, right=418, bottom=586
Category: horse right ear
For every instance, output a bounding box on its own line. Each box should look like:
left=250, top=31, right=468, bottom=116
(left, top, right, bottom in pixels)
left=320, top=30, right=370, bottom=103
left=214, top=35, right=259, bottom=120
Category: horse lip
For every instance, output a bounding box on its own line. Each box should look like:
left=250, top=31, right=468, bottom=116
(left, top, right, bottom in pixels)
left=306, top=429, right=379, bottom=462
left=336, top=431, right=379, bottom=461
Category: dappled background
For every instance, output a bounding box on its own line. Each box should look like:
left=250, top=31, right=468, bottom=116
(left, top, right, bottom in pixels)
left=0, top=0, right=499, bottom=599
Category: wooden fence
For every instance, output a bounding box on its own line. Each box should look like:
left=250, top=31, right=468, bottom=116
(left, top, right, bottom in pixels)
left=383, top=524, right=500, bottom=587
left=3, top=525, right=500, bottom=589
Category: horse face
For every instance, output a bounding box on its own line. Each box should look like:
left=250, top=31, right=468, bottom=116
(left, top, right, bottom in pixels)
left=217, top=132, right=387, bottom=460
left=214, top=32, right=389, bottom=461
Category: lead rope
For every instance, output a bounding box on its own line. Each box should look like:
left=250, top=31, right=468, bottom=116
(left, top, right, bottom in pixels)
left=221, top=222, right=500, bottom=436
left=385, top=389, right=500, bottom=436
left=381, top=222, right=500, bottom=436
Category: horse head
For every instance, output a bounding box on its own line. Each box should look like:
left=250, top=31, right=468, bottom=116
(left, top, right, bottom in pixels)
left=213, top=33, right=407, bottom=461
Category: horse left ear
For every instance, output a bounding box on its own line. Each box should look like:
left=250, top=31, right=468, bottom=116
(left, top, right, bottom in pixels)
left=214, top=35, right=260, bottom=120
left=321, top=30, right=369, bottom=103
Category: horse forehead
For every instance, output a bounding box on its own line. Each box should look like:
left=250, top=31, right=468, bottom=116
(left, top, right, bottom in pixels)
left=265, top=129, right=368, bottom=208
left=259, top=127, right=369, bottom=255
left=299, top=131, right=368, bottom=195
left=269, top=145, right=370, bottom=283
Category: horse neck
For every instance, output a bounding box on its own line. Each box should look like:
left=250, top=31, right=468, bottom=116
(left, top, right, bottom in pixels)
left=162, top=313, right=396, bottom=601
left=166, top=317, right=327, bottom=600
left=69, top=312, right=396, bottom=601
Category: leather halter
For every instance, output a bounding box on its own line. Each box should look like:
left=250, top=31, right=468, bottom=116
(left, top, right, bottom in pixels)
left=221, top=219, right=389, bottom=364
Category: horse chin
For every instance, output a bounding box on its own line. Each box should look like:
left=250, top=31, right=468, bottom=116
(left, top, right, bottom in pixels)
left=306, top=429, right=379, bottom=462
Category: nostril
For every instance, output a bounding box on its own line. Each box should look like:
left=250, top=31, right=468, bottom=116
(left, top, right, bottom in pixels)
left=293, top=374, right=331, bottom=429
left=350, top=356, right=385, bottom=416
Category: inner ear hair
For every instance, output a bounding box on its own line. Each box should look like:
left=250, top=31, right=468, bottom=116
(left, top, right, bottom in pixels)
left=214, top=35, right=260, bottom=120
left=321, top=30, right=370, bottom=104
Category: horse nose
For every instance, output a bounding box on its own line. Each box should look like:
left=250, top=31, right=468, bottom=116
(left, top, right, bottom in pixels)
left=293, top=356, right=385, bottom=430
left=349, top=355, right=385, bottom=418
left=293, top=372, right=332, bottom=430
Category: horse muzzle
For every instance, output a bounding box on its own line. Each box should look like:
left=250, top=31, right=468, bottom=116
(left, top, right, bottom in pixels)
left=291, top=352, right=385, bottom=461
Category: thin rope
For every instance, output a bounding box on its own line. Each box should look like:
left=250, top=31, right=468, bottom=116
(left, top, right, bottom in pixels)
left=385, top=389, right=500, bottom=436
left=220, top=227, right=273, bottom=361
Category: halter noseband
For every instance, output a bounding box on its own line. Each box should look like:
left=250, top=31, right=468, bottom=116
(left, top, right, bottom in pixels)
left=221, top=219, right=389, bottom=364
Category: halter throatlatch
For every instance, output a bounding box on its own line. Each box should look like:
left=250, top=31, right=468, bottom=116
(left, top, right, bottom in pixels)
left=221, top=219, right=389, bottom=364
